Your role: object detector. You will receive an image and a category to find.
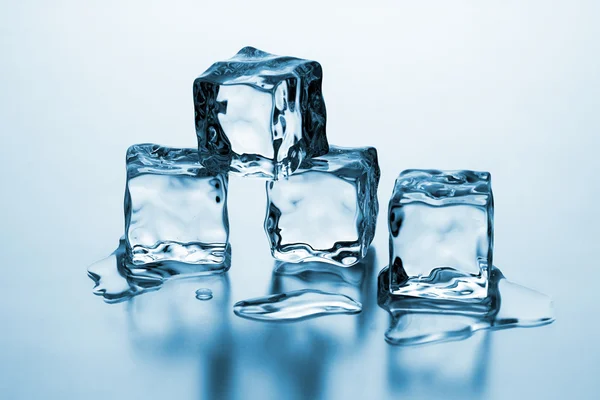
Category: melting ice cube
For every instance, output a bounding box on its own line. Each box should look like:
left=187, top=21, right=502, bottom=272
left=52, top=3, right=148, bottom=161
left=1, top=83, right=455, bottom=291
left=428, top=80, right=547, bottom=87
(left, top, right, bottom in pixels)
left=125, top=144, right=230, bottom=270
left=193, top=46, right=328, bottom=178
left=265, top=146, right=380, bottom=267
left=388, top=169, right=493, bottom=301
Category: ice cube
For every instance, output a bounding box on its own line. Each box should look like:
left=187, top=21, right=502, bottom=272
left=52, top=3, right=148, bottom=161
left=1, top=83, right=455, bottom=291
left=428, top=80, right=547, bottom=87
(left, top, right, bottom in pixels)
left=125, top=144, right=230, bottom=269
left=388, top=169, right=493, bottom=301
left=265, top=146, right=380, bottom=267
left=193, top=46, right=328, bottom=179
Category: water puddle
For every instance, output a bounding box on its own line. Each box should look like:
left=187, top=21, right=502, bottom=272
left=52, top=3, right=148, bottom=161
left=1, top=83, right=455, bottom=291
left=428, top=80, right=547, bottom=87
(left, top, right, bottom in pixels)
left=233, top=289, right=362, bottom=322
left=87, top=240, right=163, bottom=303
left=378, top=265, right=554, bottom=345
left=87, top=239, right=227, bottom=303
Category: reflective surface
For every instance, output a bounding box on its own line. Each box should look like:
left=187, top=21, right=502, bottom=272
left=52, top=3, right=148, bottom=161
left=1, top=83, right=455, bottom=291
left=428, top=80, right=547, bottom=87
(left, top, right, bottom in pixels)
left=1, top=1, right=598, bottom=399
left=379, top=265, right=553, bottom=345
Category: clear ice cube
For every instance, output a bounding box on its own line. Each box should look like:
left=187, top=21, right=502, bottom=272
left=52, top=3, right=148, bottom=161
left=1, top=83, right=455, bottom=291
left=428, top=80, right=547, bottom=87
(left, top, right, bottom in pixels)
left=193, top=46, right=328, bottom=179
left=388, top=169, right=493, bottom=301
left=125, top=144, right=230, bottom=268
left=265, top=146, right=380, bottom=267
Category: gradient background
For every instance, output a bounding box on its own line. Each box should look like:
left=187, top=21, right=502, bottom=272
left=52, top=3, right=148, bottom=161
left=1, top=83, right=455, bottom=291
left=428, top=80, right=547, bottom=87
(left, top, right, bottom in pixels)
left=1, top=1, right=598, bottom=399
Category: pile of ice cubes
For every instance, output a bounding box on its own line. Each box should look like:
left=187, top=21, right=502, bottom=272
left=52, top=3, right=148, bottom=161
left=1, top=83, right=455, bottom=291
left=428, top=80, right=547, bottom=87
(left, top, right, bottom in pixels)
left=124, top=47, right=380, bottom=275
left=122, top=46, right=495, bottom=302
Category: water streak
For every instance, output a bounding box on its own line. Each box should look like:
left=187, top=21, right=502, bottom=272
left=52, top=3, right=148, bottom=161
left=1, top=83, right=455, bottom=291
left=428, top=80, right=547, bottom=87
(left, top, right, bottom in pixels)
left=234, top=289, right=362, bottom=322
left=378, top=265, right=554, bottom=345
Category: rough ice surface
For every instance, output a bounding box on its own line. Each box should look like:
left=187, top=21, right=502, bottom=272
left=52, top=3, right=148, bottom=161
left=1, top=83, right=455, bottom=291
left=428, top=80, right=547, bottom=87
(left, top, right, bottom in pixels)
left=378, top=265, right=554, bottom=345
left=193, top=46, right=328, bottom=179
left=125, top=144, right=230, bottom=268
left=265, top=146, right=380, bottom=267
left=388, top=170, right=493, bottom=301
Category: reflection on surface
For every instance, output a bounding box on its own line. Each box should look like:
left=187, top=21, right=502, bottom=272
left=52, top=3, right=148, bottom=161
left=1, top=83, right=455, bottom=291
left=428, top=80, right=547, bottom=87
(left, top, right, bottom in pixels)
left=271, top=248, right=377, bottom=332
left=90, top=247, right=549, bottom=399
left=387, top=332, right=491, bottom=400
left=126, top=273, right=233, bottom=399
left=227, top=248, right=376, bottom=399
left=378, top=265, right=554, bottom=345
left=233, top=249, right=377, bottom=323
left=119, top=248, right=377, bottom=400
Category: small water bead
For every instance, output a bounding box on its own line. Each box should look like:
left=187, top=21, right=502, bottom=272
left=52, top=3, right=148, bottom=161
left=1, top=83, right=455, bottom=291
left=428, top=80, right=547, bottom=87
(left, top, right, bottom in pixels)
left=195, top=288, right=213, bottom=300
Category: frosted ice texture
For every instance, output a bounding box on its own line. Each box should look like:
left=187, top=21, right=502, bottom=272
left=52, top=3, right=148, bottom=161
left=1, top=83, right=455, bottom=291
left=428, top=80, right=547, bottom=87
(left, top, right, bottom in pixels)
left=388, top=170, right=493, bottom=301
left=265, top=146, right=380, bottom=267
left=193, top=46, right=328, bottom=179
left=125, top=144, right=229, bottom=267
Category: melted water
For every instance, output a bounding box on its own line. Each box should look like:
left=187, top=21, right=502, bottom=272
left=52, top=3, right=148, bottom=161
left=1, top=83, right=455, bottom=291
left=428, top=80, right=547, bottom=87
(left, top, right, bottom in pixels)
left=233, top=289, right=362, bottom=322
left=87, top=240, right=228, bottom=303
left=378, top=265, right=554, bottom=345
left=87, top=240, right=163, bottom=303
left=195, top=288, right=213, bottom=300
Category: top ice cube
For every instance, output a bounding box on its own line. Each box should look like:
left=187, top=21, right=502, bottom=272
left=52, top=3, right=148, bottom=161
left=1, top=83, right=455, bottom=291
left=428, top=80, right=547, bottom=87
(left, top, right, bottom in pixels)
left=391, top=170, right=493, bottom=207
left=193, top=46, right=328, bottom=179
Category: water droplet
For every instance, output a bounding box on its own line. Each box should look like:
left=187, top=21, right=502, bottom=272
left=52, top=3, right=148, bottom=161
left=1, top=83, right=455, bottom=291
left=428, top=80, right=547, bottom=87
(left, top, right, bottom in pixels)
left=195, top=288, right=213, bottom=300
left=233, top=289, right=362, bottom=322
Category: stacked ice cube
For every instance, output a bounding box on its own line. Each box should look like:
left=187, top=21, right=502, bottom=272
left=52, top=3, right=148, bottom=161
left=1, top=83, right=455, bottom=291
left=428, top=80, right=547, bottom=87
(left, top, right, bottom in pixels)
left=120, top=47, right=380, bottom=276
left=193, top=46, right=329, bottom=179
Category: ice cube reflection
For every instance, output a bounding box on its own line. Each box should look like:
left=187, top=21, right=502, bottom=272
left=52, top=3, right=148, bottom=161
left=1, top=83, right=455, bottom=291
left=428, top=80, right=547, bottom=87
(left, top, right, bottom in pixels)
left=233, top=250, right=376, bottom=323
left=378, top=265, right=554, bottom=346
left=118, top=248, right=377, bottom=399
left=126, top=273, right=234, bottom=399
left=387, top=332, right=492, bottom=400
left=226, top=248, right=377, bottom=399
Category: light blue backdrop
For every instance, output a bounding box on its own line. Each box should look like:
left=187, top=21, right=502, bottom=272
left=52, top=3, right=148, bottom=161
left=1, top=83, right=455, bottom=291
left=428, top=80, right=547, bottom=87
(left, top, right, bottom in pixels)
left=1, top=1, right=598, bottom=399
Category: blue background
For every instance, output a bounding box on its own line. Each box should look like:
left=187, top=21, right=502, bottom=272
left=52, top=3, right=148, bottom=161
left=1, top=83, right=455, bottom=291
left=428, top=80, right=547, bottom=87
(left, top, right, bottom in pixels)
left=1, top=1, right=598, bottom=399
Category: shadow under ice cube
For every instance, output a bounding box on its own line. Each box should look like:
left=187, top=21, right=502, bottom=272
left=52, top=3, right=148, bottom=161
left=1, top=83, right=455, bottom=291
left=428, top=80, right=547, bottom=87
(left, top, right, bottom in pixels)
left=124, top=144, right=229, bottom=270
left=388, top=169, right=493, bottom=301
left=193, top=46, right=328, bottom=179
left=265, top=146, right=380, bottom=267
